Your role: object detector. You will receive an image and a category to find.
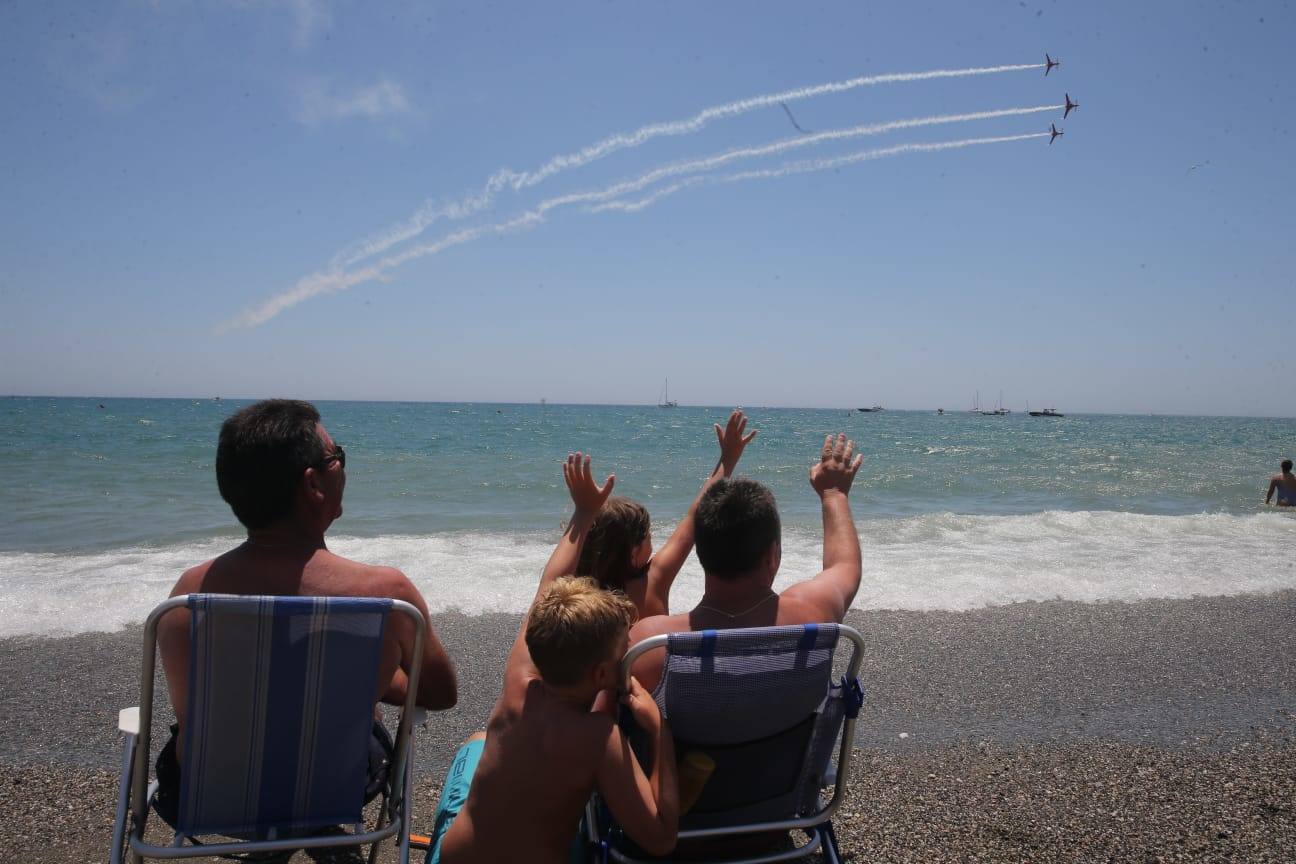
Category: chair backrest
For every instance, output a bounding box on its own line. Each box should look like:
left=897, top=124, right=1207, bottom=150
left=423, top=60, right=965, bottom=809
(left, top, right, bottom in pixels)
left=177, top=595, right=393, bottom=838
left=622, top=623, right=864, bottom=833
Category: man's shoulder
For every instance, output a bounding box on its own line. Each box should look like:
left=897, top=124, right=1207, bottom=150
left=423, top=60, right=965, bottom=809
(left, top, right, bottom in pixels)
left=172, top=558, right=218, bottom=597
left=774, top=591, right=846, bottom=626
left=318, top=552, right=414, bottom=598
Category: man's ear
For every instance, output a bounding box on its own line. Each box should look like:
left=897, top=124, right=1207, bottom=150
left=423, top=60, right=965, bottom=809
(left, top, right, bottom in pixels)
left=301, top=467, right=325, bottom=504
left=763, top=540, right=782, bottom=581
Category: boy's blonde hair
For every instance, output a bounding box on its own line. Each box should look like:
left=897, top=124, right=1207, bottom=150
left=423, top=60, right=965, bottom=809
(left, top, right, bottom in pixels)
left=526, top=576, right=637, bottom=687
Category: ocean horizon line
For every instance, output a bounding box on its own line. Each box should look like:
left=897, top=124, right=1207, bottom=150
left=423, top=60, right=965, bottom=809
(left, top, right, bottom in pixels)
left=4, top=393, right=1295, bottom=421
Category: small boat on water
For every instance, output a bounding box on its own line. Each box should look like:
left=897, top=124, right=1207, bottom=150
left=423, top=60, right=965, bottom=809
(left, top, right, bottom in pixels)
left=857, top=405, right=884, bottom=413
left=657, top=378, right=678, bottom=408
left=1029, top=407, right=1065, bottom=417
left=980, top=390, right=1010, bottom=415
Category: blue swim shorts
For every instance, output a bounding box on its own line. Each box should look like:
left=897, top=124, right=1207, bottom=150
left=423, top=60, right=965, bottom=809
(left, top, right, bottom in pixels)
left=424, top=737, right=485, bottom=864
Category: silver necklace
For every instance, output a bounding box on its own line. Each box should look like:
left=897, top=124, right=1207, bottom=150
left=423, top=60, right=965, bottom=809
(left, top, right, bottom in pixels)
left=696, top=591, right=776, bottom=619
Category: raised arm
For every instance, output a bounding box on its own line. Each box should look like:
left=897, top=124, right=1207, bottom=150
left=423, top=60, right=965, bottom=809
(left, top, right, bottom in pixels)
left=539, top=453, right=615, bottom=597
left=782, top=433, right=864, bottom=622
left=643, top=410, right=757, bottom=616
left=504, top=453, right=614, bottom=676
left=596, top=676, right=679, bottom=856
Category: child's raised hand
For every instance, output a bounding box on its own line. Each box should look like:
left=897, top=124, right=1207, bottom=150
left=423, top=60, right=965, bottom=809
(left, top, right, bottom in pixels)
left=563, top=452, right=615, bottom=514
left=714, top=409, right=757, bottom=477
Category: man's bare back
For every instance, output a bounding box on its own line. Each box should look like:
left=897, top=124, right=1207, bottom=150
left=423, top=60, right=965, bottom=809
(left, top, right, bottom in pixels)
left=630, top=432, right=864, bottom=692
left=157, top=401, right=456, bottom=762
left=159, top=544, right=453, bottom=738
left=1266, top=461, right=1296, bottom=506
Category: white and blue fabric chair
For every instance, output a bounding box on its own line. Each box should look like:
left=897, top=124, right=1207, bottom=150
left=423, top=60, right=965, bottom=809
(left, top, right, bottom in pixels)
left=587, top=623, right=865, bottom=864
left=110, top=594, right=426, bottom=864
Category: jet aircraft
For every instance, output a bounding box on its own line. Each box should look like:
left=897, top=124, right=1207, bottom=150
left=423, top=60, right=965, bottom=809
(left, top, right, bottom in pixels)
left=1063, top=93, right=1079, bottom=119
left=1045, top=54, right=1060, bottom=76
left=1049, top=123, right=1064, bottom=145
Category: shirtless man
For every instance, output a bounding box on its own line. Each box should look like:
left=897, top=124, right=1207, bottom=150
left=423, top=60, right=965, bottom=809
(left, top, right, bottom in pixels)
left=428, top=453, right=679, bottom=864
left=154, top=400, right=458, bottom=822
left=1266, top=459, right=1296, bottom=506
left=629, top=432, right=864, bottom=692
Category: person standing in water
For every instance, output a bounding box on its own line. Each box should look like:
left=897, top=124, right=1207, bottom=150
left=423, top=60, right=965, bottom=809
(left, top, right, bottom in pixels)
left=1265, top=459, right=1296, bottom=506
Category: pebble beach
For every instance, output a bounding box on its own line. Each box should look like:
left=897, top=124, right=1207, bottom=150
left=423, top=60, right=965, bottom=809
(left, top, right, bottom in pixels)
left=3, top=592, right=1293, bottom=862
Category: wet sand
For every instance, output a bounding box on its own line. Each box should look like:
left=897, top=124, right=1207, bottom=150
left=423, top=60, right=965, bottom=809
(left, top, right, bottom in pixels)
left=2, top=592, right=1293, bottom=862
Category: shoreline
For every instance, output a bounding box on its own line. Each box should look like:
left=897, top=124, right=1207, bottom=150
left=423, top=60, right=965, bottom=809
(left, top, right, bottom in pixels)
left=2, top=592, right=1293, bottom=860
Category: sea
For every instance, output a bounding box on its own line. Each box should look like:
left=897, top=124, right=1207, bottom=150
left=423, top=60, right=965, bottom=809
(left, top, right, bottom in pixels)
left=1, top=397, right=1293, bottom=638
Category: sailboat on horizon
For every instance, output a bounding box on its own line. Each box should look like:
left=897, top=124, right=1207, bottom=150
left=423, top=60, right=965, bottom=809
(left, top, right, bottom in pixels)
left=658, top=378, right=678, bottom=408
left=980, top=390, right=1010, bottom=416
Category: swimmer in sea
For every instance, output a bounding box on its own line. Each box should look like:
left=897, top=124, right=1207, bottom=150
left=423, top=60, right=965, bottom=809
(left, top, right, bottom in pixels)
left=1265, top=459, right=1296, bottom=507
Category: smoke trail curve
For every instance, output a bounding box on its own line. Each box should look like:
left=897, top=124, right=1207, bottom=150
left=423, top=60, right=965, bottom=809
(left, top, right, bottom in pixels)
left=588, top=133, right=1050, bottom=214
left=224, top=130, right=1046, bottom=330
left=335, top=63, right=1046, bottom=267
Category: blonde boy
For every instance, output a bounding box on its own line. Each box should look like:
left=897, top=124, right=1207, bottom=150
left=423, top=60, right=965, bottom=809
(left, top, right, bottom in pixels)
left=427, top=454, right=678, bottom=864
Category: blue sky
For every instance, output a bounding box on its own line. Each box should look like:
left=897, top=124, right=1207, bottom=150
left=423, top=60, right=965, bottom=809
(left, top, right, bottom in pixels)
left=1, top=1, right=1293, bottom=415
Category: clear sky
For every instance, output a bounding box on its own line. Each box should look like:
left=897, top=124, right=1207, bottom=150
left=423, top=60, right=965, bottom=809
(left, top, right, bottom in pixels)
left=2, top=1, right=1293, bottom=415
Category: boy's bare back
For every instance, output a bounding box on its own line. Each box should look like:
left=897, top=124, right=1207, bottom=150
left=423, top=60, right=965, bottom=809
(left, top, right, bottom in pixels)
left=437, top=669, right=612, bottom=863
left=431, top=454, right=678, bottom=863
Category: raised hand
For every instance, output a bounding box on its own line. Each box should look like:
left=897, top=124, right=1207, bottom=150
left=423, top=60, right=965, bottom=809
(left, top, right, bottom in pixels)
left=714, top=409, right=757, bottom=477
left=622, top=675, right=662, bottom=733
left=809, top=433, right=863, bottom=497
left=563, top=452, right=615, bottom=514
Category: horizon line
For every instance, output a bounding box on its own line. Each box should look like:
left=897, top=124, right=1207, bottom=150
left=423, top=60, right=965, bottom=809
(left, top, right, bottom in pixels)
left=3, top=393, right=1294, bottom=421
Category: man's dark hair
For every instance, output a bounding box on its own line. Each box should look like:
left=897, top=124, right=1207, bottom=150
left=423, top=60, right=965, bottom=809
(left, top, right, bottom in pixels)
left=216, top=399, right=325, bottom=529
left=1284, top=459, right=1293, bottom=473
left=694, top=477, right=781, bottom=580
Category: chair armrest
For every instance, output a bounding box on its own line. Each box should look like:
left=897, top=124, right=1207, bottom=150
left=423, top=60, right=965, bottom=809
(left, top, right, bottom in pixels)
left=118, top=707, right=140, bottom=735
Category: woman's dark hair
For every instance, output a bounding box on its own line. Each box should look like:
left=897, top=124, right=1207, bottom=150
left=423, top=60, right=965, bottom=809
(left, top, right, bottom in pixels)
left=577, top=497, right=651, bottom=591
left=694, top=477, right=781, bottom=580
left=215, top=399, right=325, bottom=529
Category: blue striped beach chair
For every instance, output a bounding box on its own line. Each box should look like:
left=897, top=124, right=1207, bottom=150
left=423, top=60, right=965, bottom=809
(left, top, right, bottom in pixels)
left=586, top=623, right=866, bottom=864
left=110, top=594, right=426, bottom=864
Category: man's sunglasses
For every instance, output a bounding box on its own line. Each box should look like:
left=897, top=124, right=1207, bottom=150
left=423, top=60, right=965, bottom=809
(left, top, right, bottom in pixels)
left=316, top=444, right=346, bottom=470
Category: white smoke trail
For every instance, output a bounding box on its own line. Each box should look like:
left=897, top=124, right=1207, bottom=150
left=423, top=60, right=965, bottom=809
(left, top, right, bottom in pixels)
left=566, top=104, right=1059, bottom=209
left=589, top=133, right=1050, bottom=214
left=224, top=130, right=1046, bottom=329
left=334, top=63, right=1045, bottom=267
left=242, top=105, right=1056, bottom=324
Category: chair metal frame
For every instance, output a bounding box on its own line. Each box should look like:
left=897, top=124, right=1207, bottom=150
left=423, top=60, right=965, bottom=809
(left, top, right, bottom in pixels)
left=110, top=594, right=426, bottom=864
left=587, top=623, right=865, bottom=864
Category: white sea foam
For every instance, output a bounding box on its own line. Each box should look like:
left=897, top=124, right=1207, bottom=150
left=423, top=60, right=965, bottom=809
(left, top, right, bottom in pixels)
left=1, top=511, right=1293, bottom=637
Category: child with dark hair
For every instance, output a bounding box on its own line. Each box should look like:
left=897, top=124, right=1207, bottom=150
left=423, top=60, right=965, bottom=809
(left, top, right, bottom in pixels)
left=578, top=409, right=756, bottom=618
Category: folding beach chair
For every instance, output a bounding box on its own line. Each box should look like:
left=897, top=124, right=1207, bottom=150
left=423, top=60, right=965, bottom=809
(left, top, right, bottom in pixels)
left=110, top=594, right=426, bottom=864
left=586, top=623, right=865, bottom=864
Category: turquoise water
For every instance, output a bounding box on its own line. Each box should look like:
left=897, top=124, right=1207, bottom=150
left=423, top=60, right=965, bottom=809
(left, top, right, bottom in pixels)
left=1, top=397, right=1294, bottom=635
